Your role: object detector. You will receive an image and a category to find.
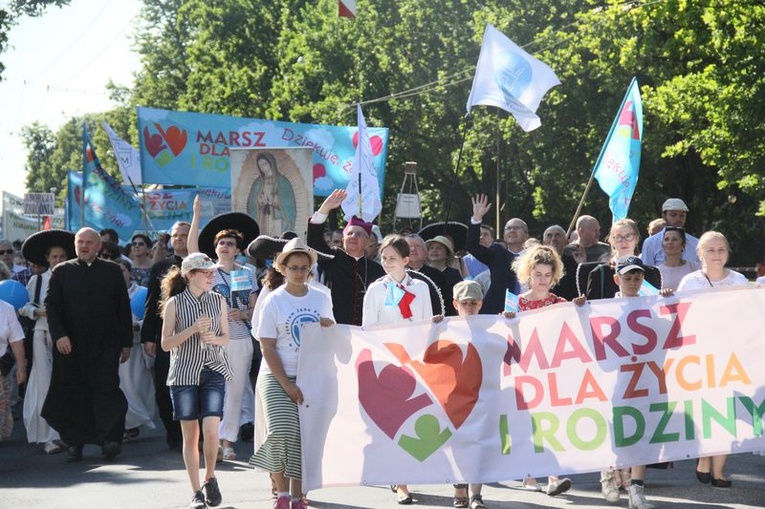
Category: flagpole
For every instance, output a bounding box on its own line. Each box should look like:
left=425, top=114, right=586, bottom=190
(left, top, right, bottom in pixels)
left=358, top=172, right=362, bottom=219
left=566, top=77, right=638, bottom=236
left=126, top=176, right=157, bottom=234
left=81, top=124, right=87, bottom=229
left=442, top=113, right=473, bottom=228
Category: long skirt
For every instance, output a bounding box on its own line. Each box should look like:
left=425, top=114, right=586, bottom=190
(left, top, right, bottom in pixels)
left=23, top=330, right=60, bottom=443
left=249, top=373, right=301, bottom=479
left=218, top=338, right=253, bottom=442
left=118, top=336, right=156, bottom=430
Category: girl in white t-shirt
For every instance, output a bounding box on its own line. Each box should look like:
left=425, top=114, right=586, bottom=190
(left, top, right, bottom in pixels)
left=250, top=238, right=334, bottom=509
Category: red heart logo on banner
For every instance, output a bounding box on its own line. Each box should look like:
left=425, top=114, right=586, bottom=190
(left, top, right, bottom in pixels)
left=352, top=132, right=384, bottom=156
left=313, top=163, right=326, bottom=179
left=144, top=127, right=166, bottom=158
left=155, top=123, right=187, bottom=156
left=386, top=340, right=482, bottom=429
left=356, top=349, right=433, bottom=439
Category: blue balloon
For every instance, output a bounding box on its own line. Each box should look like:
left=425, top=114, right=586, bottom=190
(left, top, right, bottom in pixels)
left=0, top=279, right=30, bottom=311
left=130, top=286, right=148, bottom=320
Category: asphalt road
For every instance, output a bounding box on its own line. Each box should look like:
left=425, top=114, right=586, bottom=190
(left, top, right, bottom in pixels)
left=2, top=405, right=764, bottom=508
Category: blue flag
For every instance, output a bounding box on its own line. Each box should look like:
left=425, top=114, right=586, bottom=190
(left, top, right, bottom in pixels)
left=592, top=78, right=643, bottom=221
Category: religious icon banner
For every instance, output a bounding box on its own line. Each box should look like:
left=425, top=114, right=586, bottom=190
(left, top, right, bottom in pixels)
left=230, top=148, right=313, bottom=239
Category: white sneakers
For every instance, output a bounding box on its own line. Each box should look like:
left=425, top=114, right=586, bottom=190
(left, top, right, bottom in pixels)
left=627, top=484, right=655, bottom=509
left=600, top=468, right=621, bottom=503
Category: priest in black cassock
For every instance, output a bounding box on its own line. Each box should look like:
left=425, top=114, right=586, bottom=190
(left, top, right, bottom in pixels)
left=307, top=189, right=385, bottom=325
left=42, top=227, right=133, bottom=462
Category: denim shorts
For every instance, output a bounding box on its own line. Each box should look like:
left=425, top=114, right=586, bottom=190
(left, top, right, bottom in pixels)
left=170, top=368, right=226, bottom=421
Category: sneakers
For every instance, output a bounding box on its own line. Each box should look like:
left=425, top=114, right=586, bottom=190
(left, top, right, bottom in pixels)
left=522, top=477, right=542, bottom=492
left=44, top=441, right=65, bottom=454
left=273, top=496, right=290, bottom=509
left=546, top=477, right=572, bottom=496
left=290, top=500, right=307, bottom=509
left=202, top=477, right=222, bottom=507
left=627, top=484, right=655, bottom=509
left=189, top=490, right=206, bottom=509
left=600, top=468, right=621, bottom=503
left=469, top=495, right=486, bottom=509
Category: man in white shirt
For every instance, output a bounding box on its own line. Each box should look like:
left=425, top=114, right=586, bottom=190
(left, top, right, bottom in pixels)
left=640, top=198, right=700, bottom=265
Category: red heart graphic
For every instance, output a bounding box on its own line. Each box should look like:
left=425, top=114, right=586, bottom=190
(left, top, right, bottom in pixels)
left=386, top=340, right=482, bottom=429
left=356, top=349, right=432, bottom=439
left=143, top=126, right=166, bottom=158
left=155, top=123, right=188, bottom=156
left=313, top=163, right=326, bottom=179
left=352, top=133, right=384, bottom=156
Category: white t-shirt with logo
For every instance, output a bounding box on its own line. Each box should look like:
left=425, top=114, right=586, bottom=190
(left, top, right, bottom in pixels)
left=256, top=286, right=334, bottom=377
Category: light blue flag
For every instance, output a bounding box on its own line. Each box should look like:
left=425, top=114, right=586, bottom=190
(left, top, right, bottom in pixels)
left=592, top=78, right=643, bottom=221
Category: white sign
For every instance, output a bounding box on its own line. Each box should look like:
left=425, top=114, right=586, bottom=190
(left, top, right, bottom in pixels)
left=23, top=193, right=56, bottom=215
left=298, top=286, right=765, bottom=490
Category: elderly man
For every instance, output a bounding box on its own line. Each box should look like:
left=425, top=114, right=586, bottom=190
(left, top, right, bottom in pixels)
left=466, top=195, right=520, bottom=314
left=141, top=221, right=190, bottom=450
left=543, top=225, right=580, bottom=300
left=42, top=228, right=132, bottom=462
left=405, top=234, right=446, bottom=315
left=564, top=215, right=610, bottom=263
left=641, top=198, right=700, bottom=265
left=307, top=189, right=385, bottom=325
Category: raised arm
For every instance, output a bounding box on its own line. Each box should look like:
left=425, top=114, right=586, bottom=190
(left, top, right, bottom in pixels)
left=187, top=194, right=202, bottom=254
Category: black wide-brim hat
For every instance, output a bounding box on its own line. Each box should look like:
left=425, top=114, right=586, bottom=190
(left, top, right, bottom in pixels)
left=21, top=229, right=76, bottom=267
left=199, top=212, right=260, bottom=258
left=247, top=233, right=333, bottom=262
left=418, top=221, right=469, bottom=253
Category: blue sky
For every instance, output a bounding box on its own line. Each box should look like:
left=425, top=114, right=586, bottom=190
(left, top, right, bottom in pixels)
left=0, top=0, right=142, bottom=197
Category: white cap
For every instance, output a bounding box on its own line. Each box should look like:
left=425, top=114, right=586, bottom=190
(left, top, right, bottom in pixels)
left=662, top=198, right=689, bottom=212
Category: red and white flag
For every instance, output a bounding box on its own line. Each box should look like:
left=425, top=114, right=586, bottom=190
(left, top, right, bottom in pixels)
left=339, top=0, right=356, bottom=18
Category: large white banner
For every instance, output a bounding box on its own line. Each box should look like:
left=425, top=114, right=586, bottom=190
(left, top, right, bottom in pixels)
left=298, top=286, right=765, bottom=490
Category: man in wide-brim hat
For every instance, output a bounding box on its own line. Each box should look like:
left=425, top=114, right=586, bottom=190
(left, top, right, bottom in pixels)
left=18, top=229, right=75, bottom=454
left=418, top=221, right=469, bottom=253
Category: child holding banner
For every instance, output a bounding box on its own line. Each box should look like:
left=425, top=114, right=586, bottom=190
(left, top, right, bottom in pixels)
left=511, top=244, right=585, bottom=496
left=451, top=280, right=488, bottom=509
left=601, top=256, right=674, bottom=509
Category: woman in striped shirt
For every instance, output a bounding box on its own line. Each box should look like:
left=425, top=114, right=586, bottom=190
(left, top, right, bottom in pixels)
left=161, top=252, right=233, bottom=509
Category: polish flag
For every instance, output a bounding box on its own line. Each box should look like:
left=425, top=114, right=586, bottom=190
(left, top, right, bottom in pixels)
left=339, top=0, right=356, bottom=18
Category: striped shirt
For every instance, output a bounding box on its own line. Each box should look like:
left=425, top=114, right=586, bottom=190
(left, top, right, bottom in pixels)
left=166, top=288, right=233, bottom=386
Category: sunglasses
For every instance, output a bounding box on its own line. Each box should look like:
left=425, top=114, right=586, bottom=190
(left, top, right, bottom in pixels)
left=0, top=249, right=14, bottom=255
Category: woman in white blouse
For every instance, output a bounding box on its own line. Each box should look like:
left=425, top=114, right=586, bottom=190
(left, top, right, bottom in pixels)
left=678, top=231, right=748, bottom=488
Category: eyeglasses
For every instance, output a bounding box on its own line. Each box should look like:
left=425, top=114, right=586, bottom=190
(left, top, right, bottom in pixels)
left=285, top=266, right=310, bottom=273
left=612, top=233, right=636, bottom=243
left=100, top=253, right=118, bottom=260
left=0, top=249, right=14, bottom=255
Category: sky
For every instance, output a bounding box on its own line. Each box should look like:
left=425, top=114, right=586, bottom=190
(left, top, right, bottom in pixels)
left=0, top=0, right=142, bottom=199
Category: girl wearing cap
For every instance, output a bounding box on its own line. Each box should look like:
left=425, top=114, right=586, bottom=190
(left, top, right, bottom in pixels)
left=511, top=244, right=584, bottom=496
left=189, top=195, right=260, bottom=461
left=161, top=252, right=232, bottom=509
left=250, top=238, right=334, bottom=509
left=678, top=231, right=747, bottom=489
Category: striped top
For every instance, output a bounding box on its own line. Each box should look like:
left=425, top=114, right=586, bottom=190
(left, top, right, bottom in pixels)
left=166, top=288, right=233, bottom=386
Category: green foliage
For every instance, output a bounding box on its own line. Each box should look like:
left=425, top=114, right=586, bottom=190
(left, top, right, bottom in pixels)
left=20, top=0, right=765, bottom=264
